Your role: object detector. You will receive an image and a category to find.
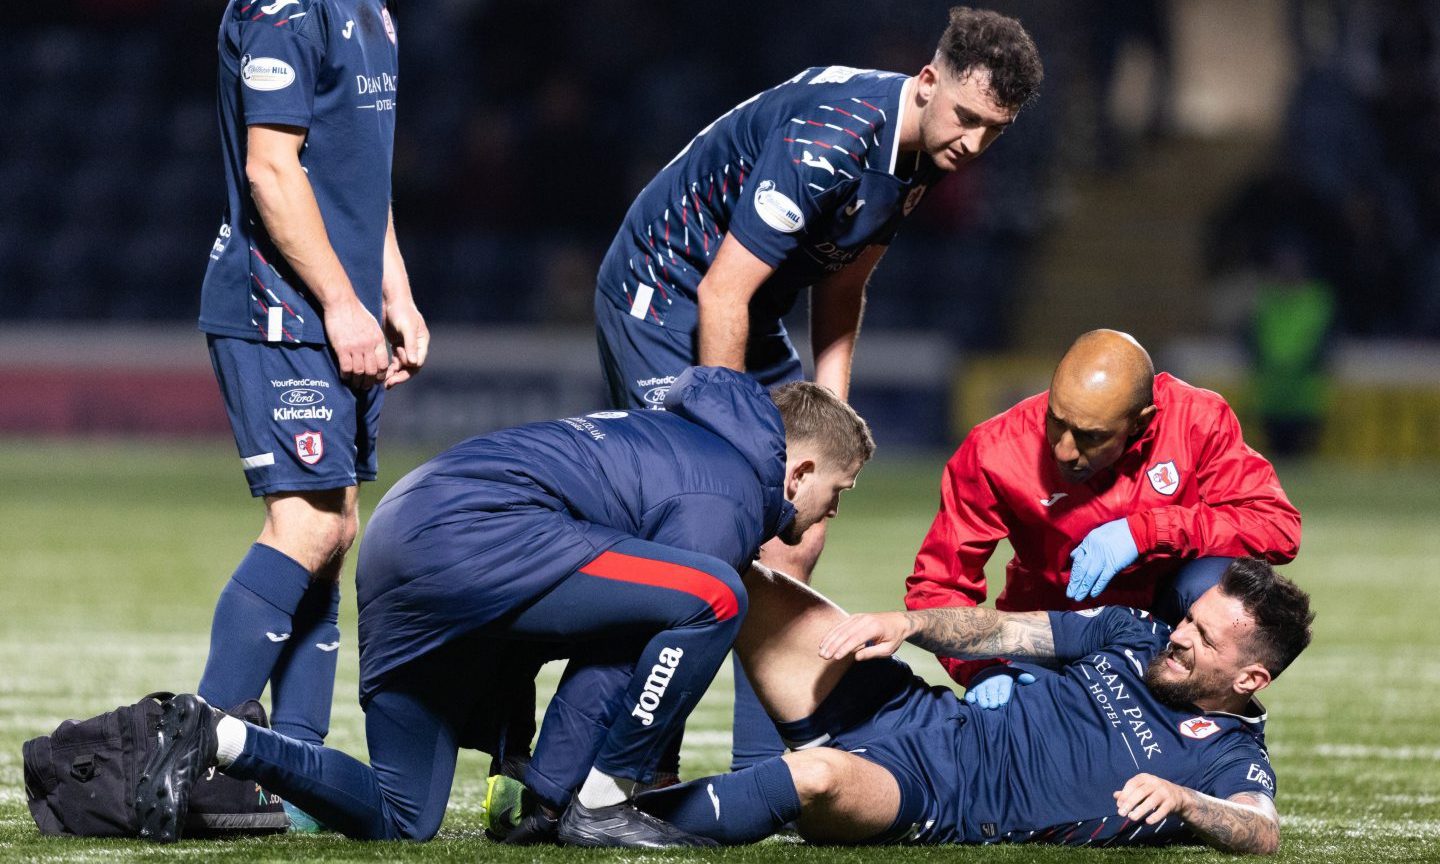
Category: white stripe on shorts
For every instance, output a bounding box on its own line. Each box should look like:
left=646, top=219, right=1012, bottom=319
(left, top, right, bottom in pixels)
left=629, top=283, right=655, bottom=320
left=787, top=733, right=832, bottom=750
left=241, top=452, right=276, bottom=470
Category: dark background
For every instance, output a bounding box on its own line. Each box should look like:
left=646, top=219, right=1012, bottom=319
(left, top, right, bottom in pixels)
left=7, top=0, right=1436, bottom=341
left=2, top=0, right=1438, bottom=455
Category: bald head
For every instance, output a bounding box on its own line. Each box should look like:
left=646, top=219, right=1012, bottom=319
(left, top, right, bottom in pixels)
left=1045, top=330, right=1157, bottom=483
left=1052, top=330, right=1155, bottom=417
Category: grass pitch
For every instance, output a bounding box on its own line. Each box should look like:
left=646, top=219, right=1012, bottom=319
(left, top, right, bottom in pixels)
left=1, top=439, right=1437, bottom=862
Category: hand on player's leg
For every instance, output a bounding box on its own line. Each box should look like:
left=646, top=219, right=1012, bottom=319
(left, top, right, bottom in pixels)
left=817, top=611, right=911, bottom=661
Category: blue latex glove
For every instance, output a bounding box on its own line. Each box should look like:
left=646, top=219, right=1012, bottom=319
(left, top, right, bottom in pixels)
left=1067, top=518, right=1140, bottom=600
left=964, top=669, right=1037, bottom=709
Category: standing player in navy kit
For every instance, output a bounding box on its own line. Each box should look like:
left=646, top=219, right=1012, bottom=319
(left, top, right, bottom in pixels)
left=594, top=5, right=1042, bottom=771
left=194, top=0, right=427, bottom=825
left=596, top=5, right=1042, bottom=579
left=597, top=7, right=1043, bottom=421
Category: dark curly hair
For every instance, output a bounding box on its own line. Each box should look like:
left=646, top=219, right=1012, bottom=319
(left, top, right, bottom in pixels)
left=1220, top=557, right=1315, bottom=678
left=936, top=6, right=1044, bottom=110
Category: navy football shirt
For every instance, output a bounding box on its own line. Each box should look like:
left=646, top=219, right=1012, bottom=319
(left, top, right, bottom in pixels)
left=596, top=66, right=944, bottom=335
left=952, top=607, right=1277, bottom=846
left=200, top=0, right=398, bottom=344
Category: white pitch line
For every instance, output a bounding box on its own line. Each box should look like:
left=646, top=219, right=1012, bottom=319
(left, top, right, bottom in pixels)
left=1281, top=814, right=1440, bottom=838
left=1295, top=743, right=1440, bottom=761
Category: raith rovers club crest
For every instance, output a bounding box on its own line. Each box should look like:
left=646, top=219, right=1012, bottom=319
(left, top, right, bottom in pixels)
left=294, top=431, right=324, bottom=466
left=1147, top=460, right=1180, bottom=495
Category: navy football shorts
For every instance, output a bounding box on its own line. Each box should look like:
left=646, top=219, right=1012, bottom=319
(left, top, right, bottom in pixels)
left=594, top=295, right=803, bottom=409
left=846, top=722, right=967, bottom=845
left=777, top=658, right=970, bottom=844
left=208, top=335, right=383, bottom=496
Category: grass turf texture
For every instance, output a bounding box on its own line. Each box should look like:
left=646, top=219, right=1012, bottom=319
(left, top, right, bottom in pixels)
left=1, top=439, right=1437, bottom=862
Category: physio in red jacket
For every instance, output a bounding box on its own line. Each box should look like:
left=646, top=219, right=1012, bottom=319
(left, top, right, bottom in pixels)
left=905, top=329, right=1301, bottom=697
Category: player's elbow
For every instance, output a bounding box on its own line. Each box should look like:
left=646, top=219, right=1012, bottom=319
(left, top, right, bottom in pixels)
left=244, top=157, right=281, bottom=201
left=1248, top=819, right=1281, bottom=855
left=696, top=280, right=749, bottom=310
left=244, top=151, right=298, bottom=199
left=1215, top=812, right=1280, bottom=856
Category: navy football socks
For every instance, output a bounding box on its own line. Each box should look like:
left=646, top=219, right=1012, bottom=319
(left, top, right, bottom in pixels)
left=635, top=756, right=801, bottom=844
left=270, top=580, right=341, bottom=745
left=197, top=543, right=313, bottom=713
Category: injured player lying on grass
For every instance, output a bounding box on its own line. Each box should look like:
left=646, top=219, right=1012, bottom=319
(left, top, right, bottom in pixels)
left=626, top=556, right=1312, bottom=853
left=135, top=552, right=1311, bottom=852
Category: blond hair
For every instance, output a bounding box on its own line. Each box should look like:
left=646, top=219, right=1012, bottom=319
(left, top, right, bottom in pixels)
left=771, top=382, right=876, bottom=467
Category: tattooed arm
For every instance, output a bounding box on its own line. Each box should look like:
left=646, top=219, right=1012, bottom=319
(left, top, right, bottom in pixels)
left=817, top=606, right=1056, bottom=663
left=1114, top=774, right=1280, bottom=855
left=903, top=607, right=1055, bottom=661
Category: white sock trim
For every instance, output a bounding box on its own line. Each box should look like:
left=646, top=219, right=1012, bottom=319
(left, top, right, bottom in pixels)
left=215, top=714, right=247, bottom=768
left=577, top=767, right=637, bottom=809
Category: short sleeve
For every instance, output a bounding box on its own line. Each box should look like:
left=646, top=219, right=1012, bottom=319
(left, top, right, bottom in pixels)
left=1203, top=750, right=1277, bottom=801
left=1049, top=606, right=1168, bottom=663
left=727, top=126, right=858, bottom=267
left=235, top=2, right=326, bottom=129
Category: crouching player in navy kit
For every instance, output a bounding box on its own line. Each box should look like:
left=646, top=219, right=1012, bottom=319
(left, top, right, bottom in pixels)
left=135, top=368, right=876, bottom=848
left=194, top=0, right=427, bottom=832
left=634, top=557, right=1311, bottom=855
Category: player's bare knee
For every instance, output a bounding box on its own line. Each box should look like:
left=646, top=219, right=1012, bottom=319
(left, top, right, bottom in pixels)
left=784, top=749, right=846, bottom=805
left=307, top=511, right=348, bottom=560
left=263, top=489, right=354, bottom=570
left=336, top=509, right=360, bottom=556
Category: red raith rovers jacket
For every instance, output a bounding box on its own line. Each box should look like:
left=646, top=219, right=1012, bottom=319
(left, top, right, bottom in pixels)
left=905, top=373, right=1301, bottom=685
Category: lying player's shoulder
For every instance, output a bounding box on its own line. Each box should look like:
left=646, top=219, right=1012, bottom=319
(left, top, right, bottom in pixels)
left=1071, top=605, right=1171, bottom=638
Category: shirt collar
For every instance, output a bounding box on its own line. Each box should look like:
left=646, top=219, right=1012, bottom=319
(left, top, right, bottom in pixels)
left=1206, top=697, right=1268, bottom=727
left=1124, top=401, right=1163, bottom=458
left=886, top=76, right=915, bottom=176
